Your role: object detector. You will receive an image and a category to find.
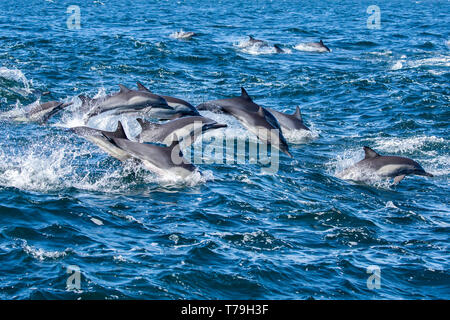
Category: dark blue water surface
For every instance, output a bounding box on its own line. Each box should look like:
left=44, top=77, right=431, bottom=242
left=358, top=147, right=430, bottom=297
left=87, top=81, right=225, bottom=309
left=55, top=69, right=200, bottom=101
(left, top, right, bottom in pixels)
left=0, top=0, right=449, bottom=299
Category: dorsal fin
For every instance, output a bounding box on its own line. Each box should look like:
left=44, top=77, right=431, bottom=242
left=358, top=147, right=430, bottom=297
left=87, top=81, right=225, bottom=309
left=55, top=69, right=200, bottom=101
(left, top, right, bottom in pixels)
left=78, top=95, right=91, bottom=104
left=102, top=121, right=127, bottom=140
left=249, top=35, right=254, bottom=40
left=293, top=106, right=302, bottom=120
left=320, top=40, right=324, bottom=44
left=118, top=84, right=130, bottom=93
left=257, top=106, right=265, bottom=117
left=136, top=82, right=151, bottom=92
left=363, top=146, right=380, bottom=159
left=136, top=118, right=160, bottom=130
left=241, top=87, right=252, bottom=100
left=274, top=44, right=283, bottom=53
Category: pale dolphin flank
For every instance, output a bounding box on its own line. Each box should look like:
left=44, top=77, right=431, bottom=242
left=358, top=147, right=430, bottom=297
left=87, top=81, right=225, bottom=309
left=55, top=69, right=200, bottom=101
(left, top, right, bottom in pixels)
left=265, top=106, right=310, bottom=131
left=80, top=84, right=173, bottom=121
left=197, top=87, right=292, bottom=157
left=14, top=101, right=73, bottom=123
left=136, top=116, right=227, bottom=147
left=136, top=82, right=200, bottom=119
left=110, top=136, right=197, bottom=178
left=70, top=121, right=131, bottom=161
left=347, top=146, right=434, bottom=184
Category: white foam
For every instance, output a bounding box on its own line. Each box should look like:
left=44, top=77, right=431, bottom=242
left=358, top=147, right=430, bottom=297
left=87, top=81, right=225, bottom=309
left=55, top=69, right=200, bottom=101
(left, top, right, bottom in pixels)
left=370, top=135, right=445, bottom=154
left=283, top=124, right=320, bottom=144
left=20, top=240, right=69, bottom=261
left=0, top=67, right=33, bottom=94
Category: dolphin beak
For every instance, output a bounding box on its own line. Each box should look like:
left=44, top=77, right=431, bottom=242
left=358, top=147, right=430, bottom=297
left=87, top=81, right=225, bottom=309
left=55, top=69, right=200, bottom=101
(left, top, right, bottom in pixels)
left=210, top=123, right=227, bottom=130
left=283, top=149, right=293, bottom=158
left=425, top=172, right=434, bottom=177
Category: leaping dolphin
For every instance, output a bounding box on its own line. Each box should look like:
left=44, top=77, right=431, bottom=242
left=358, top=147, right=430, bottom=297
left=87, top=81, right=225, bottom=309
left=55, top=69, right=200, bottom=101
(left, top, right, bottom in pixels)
left=197, top=88, right=292, bottom=157
left=265, top=106, right=310, bottom=132
left=70, top=121, right=131, bottom=161
left=345, top=146, right=433, bottom=184
left=11, top=101, right=73, bottom=123
left=136, top=82, right=200, bottom=119
left=110, top=136, right=197, bottom=178
left=136, top=116, right=227, bottom=147
left=80, top=85, right=173, bottom=121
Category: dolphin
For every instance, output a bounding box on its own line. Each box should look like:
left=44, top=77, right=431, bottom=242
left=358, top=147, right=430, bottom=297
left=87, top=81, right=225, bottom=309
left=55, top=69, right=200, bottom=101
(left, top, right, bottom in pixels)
left=110, top=136, right=197, bottom=178
left=12, top=101, right=73, bottom=123
left=247, top=36, right=284, bottom=53
left=305, top=40, right=331, bottom=52
left=265, top=106, right=310, bottom=131
left=80, top=85, right=173, bottom=121
left=136, top=82, right=200, bottom=119
left=197, top=88, right=292, bottom=157
left=136, top=116, right=227, bottom=147
left=248, top=35, right=268, bottom=46
left=70, top=121, right=131, bottom=161
left=273, top=45, right=284, bottom=53
left=346, top=146, right=434, bottom=184
left=172, top=30, right=196, bottom=40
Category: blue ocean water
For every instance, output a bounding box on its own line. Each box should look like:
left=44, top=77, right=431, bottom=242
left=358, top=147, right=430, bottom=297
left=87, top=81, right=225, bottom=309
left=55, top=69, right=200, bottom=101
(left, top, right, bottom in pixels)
left=0, top=0, right=449, bottom=299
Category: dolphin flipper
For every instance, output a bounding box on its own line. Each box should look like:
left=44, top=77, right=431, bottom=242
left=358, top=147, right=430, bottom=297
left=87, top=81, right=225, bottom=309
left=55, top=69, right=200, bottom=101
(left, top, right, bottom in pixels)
left=394, top=175, right=406, bottom=184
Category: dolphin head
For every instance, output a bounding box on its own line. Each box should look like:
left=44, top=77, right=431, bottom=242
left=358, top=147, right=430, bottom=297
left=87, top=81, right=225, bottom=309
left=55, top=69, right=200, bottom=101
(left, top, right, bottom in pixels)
left=201, top=117, right=227, bottom=131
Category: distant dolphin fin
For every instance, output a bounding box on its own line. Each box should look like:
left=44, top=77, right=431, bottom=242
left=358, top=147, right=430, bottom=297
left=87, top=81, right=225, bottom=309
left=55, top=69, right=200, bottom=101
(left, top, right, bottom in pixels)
left=102, top=121, right=128, bottom=140
left=394, top=175, right=406, bottom=184
left=363, top=146, right=380, bottom=159
left=136, top=118, right=160, bottom=130
left=241, top=87, right=252, bottom=100
left=274, top=44, right=283, bottom=53
left=78, top=95, right=91, bottom=104
left=249, top=35, right=254, bottom=40
left=136, top=82, right=151, bottom=92
left=118, top=84, right=131, bottom=93
left=320, top=40, right=324, bottom=44
left=293, top=106, right=302, bottom=121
